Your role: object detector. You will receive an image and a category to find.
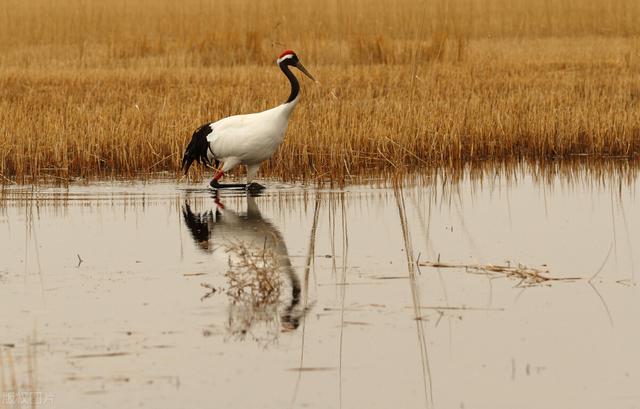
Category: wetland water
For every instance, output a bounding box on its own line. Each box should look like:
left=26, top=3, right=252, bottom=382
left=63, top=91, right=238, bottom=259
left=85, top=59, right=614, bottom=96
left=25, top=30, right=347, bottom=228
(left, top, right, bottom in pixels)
left=0, top=167, right=639, bottom=409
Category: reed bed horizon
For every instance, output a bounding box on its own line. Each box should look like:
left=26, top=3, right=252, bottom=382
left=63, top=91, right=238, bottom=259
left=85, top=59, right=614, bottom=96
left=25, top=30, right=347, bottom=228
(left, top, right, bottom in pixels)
left=1, top=0, right=639, bottom=183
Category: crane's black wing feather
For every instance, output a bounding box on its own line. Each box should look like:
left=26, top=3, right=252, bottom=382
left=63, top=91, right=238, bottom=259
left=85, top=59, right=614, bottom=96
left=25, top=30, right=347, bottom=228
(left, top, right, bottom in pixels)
left=182, top=124, right=219, bottom=174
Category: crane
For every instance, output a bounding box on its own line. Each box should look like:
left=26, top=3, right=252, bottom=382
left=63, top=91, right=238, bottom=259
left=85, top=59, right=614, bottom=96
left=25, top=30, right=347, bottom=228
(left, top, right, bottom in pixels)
left=182, top=50, right=316, bottom=190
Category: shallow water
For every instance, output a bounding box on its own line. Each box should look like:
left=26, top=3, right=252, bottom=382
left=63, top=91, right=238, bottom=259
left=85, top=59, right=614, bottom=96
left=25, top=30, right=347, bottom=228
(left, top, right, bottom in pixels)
left=0, top=169, right=639, bottom=409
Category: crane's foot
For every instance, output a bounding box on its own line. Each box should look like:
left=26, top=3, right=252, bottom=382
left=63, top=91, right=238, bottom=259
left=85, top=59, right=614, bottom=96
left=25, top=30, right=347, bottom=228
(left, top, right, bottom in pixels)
left=246, top=182, right=265, bottom=192
left=209, top=179, right=246, bottom=190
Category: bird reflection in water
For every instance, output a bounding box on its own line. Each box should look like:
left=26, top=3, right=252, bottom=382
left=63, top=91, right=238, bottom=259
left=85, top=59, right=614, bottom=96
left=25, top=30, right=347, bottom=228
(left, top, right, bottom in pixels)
left=182, top=193, right=305, bottom=342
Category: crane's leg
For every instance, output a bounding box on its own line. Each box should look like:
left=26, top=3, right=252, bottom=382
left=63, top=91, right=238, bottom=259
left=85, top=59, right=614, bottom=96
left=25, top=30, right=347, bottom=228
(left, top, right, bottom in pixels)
left=246, top=164, right=265, bottom=192
left=209, top=158, right=245, bottom=189
left=213, top=195, right=225, bottom=210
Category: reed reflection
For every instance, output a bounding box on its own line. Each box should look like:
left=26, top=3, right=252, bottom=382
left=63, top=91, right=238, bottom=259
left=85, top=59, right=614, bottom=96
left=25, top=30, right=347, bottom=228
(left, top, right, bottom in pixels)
left=182, top=193, right=304, bottom=342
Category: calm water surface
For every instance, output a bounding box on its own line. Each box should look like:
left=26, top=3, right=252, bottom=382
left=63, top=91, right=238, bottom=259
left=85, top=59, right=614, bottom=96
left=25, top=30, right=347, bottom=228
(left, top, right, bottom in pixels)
left=0, top=167, right=639, bottom=409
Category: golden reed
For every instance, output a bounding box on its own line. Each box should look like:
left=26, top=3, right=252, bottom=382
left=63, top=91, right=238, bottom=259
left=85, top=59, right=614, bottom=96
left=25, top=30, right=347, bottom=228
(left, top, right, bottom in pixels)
left=0, top=0, right=638, bottom=182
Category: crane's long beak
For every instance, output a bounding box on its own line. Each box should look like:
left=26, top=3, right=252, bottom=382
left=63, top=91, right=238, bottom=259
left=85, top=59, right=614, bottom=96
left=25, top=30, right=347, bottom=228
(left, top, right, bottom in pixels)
left=295, top=62, right=317, bottom=82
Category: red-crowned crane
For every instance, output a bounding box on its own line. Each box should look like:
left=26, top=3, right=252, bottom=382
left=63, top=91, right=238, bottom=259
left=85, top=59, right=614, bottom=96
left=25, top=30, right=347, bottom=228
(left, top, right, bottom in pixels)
left=182, top=50, right=316, bottom=190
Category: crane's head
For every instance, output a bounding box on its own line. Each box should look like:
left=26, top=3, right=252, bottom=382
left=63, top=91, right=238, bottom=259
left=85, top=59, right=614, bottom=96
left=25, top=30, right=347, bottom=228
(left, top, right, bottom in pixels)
left=277, top=50, right=316, bottom=82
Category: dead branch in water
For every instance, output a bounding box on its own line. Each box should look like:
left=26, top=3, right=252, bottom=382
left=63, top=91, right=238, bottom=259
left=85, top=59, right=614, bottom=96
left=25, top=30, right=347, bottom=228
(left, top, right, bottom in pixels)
left=418, top=260, right=580, bottom=285
left=224, top=240, right=282, bottom=307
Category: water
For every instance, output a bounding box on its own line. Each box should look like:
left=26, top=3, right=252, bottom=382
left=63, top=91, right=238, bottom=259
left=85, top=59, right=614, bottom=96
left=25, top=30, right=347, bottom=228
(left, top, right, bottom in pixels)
left=0, top=167, right=639, bottom=409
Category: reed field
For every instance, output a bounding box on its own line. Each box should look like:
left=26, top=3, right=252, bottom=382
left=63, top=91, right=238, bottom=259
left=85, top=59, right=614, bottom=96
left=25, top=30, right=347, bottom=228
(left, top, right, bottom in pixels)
left=0, top=0, right=639, bottom=182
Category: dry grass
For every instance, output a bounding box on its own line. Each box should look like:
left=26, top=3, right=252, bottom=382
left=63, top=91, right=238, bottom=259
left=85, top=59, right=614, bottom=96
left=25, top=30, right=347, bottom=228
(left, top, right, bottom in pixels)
left=0, top=0, right=639, bottom=182
left=222, top=241, right=284, bottom=344
left=224, top=240, right=282, bottom=307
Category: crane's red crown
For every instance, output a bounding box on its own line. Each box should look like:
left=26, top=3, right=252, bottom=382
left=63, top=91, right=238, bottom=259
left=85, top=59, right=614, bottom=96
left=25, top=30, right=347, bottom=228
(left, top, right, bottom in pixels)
left=278, top=49, right=296, bottom=59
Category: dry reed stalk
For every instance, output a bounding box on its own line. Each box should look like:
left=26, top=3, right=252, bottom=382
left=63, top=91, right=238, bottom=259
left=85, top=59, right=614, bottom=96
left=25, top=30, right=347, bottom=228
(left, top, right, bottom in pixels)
left=0, top=0, right=639, bottom=182
left=393, top=183, right=433, bottom=406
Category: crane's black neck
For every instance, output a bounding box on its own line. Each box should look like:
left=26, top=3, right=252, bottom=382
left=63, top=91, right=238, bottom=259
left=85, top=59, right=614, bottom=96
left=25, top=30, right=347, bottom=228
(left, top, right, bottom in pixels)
left=279, top=62, right=299, bottom=104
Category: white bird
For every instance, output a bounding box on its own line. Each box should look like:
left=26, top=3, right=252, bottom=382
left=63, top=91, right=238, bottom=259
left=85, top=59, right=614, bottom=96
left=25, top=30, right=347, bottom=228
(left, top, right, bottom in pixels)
left=182, top=50, right=316, bottom=190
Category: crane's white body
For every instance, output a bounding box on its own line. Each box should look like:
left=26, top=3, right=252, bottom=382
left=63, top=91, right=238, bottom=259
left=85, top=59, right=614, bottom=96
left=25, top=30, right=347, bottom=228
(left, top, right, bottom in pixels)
left=205, top=98, right=298, bottom=182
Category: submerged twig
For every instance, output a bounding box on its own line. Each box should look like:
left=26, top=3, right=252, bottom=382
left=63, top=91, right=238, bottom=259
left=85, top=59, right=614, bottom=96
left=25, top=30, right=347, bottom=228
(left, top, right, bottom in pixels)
left=588, top=282, right=614, bottom=327
left=589, top=241, right=613, bottom=282
left=199, top=282, right=218, bottom=301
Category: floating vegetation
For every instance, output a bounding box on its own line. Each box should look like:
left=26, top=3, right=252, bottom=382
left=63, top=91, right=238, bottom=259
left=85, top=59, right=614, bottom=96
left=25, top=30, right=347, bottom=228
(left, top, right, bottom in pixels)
left=224, top=240, right=283, bottom=307
left=419, top=260, right=580, bottom=286
left=200, top=240, right=285, bottom=345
